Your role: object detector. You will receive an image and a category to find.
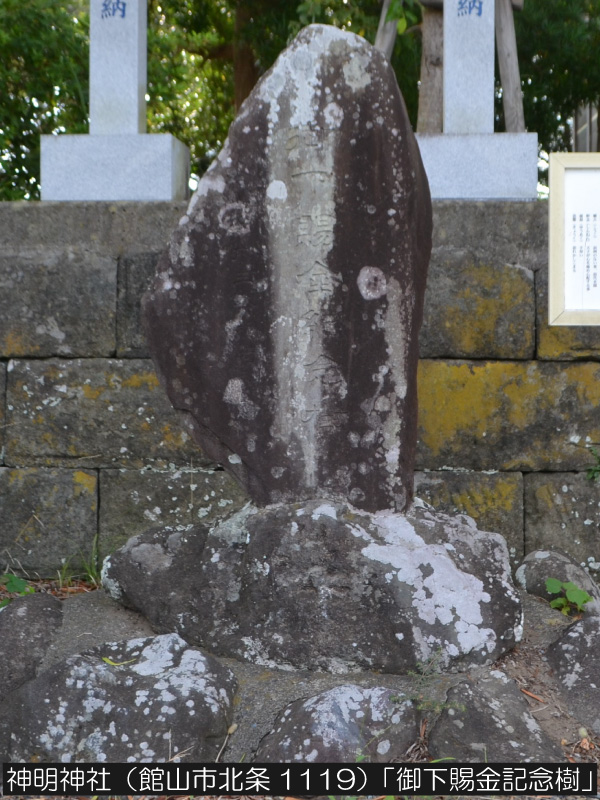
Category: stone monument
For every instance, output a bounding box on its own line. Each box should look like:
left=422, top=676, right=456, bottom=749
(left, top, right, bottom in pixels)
left=40, top=0, right=189, bottom=201
left=415, top=0, right=538, bottom=199
left=103, top=25, right=523, bottom=675
left=143, top=24, right=432, bottom=514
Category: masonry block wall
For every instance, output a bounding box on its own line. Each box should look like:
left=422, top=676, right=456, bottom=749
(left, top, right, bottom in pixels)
left=1, top=201, right=599, bottom=578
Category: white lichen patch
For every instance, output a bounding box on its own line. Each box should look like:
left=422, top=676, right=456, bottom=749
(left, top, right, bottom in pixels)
left=267, top=180, right=288, bottom=200
left=354, top=510, right=498, bottom=661
left=195, top=171, right=225, bottom=199
left=311, top=503, right=338, bottom=521
left=100, top=556, right=123, bottom=601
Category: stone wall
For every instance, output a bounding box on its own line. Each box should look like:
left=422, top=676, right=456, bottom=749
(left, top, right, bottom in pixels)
left=1, top=200, right=599, bottom=577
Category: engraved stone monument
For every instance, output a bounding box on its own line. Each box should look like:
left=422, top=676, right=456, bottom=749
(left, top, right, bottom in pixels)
left=416, top=0, right=538, bottom=199
left=143, top=24, right=432, bottom=513
left=106, top=25, right=523, bottom=674
left=41, top=0, right=189, bottom=201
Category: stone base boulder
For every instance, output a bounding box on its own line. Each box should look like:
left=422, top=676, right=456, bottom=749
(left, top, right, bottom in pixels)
left=255, top=685, right=417, bottom=762
left=546, top=615, right=600, bottom=736
left=0, top=594, right=63, bottom=703
left=428, top=669, right=564, bottom=762
left=102, top=499, right=522, bottom=674
left=0, top=633, right=236, bottom=764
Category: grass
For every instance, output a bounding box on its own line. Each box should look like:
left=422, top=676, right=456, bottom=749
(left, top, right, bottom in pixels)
left=0, top=536, right=101, bottom=608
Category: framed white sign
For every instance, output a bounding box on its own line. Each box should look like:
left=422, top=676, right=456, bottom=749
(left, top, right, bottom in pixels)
left=549, top=152, right=600, bottom=326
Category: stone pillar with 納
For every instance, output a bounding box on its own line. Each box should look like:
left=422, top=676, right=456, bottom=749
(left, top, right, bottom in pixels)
left=415, top=0, right=538, bottom=200
left=40, top=0, right=190, bottom=201
left=443, top=0, right=495, bottom=134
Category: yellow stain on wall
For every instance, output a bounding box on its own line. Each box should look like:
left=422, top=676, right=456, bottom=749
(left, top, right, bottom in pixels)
left=79, top=372, right=159, bottom=400
left=418, top=360, right=600, bottom=468
left=2, top=331, right=39, bottom=355
left=73, top=470, right=97, bottom=496
left=533, top=482, right=564, bottom=513
left=160, top=424, right=183, bottom=447
left=452, top=477, right=518, bottom=518
left=538, top=322, right=600, bottom=360
left=417, top=361, right=498, bottom=455
left=439, top=263, right=534, bottom=356
left=82, top=384, right=105, bottom=401
left=122, top=372, right=160, bottom=390
left=8, top=468, right=35, bottom=486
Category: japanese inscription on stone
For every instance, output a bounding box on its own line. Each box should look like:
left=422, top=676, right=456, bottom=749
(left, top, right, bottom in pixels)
left=143, top=25, right=432, bottom=513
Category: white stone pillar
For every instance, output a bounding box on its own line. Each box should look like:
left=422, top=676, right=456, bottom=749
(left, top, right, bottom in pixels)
left=89, top=0, right=147, bottom=135
left=443, top=0, right=495, bottom=134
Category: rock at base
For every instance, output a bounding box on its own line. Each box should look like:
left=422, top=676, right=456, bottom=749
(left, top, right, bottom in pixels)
left=428, top=669, right=564, bottom=762
left=103, top=499, right=522, bottom=674
left=0, top=594, right=63, bottom=703
left=255, top=684, right=417, bottom=762
left=0, top=633, right=236, bottom=763
left=546, top=616, right=600, bottom=736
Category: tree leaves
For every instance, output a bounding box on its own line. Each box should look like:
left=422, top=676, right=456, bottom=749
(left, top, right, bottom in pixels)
left=0, top=0, right=88, bottom=200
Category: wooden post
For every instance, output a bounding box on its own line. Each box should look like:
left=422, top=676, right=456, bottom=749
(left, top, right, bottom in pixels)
left=417, top=7, right=443, bottom=133
left=495, top=0, right=526, bottom=132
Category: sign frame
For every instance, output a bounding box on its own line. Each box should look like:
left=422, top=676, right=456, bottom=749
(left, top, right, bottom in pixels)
left=548, top=153, right=600, bottom=326
left=549, top=152, right=600, bottom=326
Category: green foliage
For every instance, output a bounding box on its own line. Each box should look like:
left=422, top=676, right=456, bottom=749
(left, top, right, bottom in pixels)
left=387, top=0, right=422, bottom=35
left=146, top=0, right=235, bottom=179
left=1, top=0, right=424, bottom=198
left=0, top=0, right=89, bottom=200
left=0, top=574, right=35, bottom=609
left=9, top=0, right=600, bottom=198
left=514, top=0, right=600, bottom=178
left=56, top=534, right=102, bottom=589
left=545, top=577, right=593, bottom=615
left=586, top=446, right=600, bottom=481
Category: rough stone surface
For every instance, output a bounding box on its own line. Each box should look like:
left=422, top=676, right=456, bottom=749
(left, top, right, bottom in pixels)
left=0, top=594, right=63, bottom=703
left=515, top=549, right=600, bottom=610
left=546, top=615, right=600, bottom=735
left=536, top=265, right=600, bottom=361
left=414, top=471, right=524, bottom=568
left=524, top=473, right=600, bottom=579
left=0, top=198, right=587, bottom=576
left=117, top=252, right=158, bottom=357
left=420, top=252, right=534, bottom=359
left=255, top=684, right=417, bottom=762
left=0, top=590, right=154, bottom=684
left=143, top=25, right=432, bottom=514
left=1, top=580, right=595, bottom=767
left=428, top=669, right=565, bottom=762
left=5, top=359, right=202, bottom=469
left=431, top=201, right=547, bottom=273
left=0, top=202, right=185, bottom=257
left=99, top=466, right=248, bottom=558
left=417, top=361, right=600, bottom=471
left=0, top=468, right=97, bottom=575
left=0, top=633, right=236, bottom=764
left=103, top=499, right=522, bottom=674
left=0, top=250, right=116, bottom=357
